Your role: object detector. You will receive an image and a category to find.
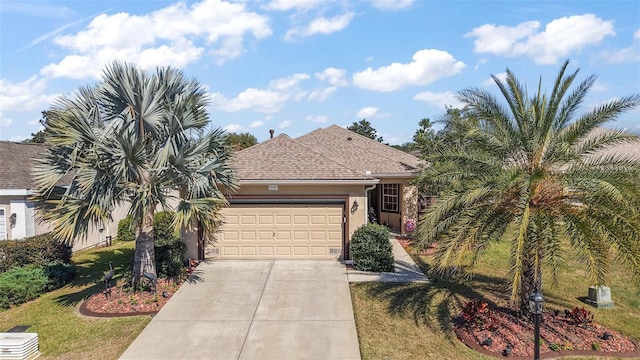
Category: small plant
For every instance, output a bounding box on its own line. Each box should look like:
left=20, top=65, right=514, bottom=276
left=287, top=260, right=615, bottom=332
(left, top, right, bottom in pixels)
left=461, top=300, right=496, bottom=330
left=129, top=296, right=138, bottom=305
left=549, top=343, right=560, bottom=351
left=568, top=306, right=594, bottom=327
left=562, top=341, right=574, bottom=351
left=591, top=342, right=601, bottom=351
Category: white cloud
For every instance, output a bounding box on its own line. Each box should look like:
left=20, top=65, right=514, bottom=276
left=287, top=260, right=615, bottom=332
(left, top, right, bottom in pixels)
left=212, top=89, right=289, bottom=113
left=41, top=0, right=272, bottom=79
left=305, top=115, right=328, bottom=123
left=315, top=67, right=348, bottom=86
left=249, top=120, right=264, bottom=128
left=371, top=0, right=414, bottom=11
left=0, top=76, right=58, bottom=112
left=308, top=87, right=337, bottom=101
left=224, top=123, right=244, bottom=133
left=278, top=120, right=292, bottom=129
left=212, top=73, right=310, bottom=113
left=356, top=107, right=378, bottom=119
left=413, top=91, right=463, bottom=109
left=270, top=73, right=310, bottom=91
left=591, top=81, right=608, bottom=92
left=598, top=28, right=640, bottom=64
left=465, top=14, right=615, bottom=64
left=0, top=113, right=13, bottom=128
left=286, top=12, right=354, bottom=40
left=481, top=72, right=508, bottom=87
left=352, top=49, right=466, bottom=91
left=266, top=0, right=326, bottom=11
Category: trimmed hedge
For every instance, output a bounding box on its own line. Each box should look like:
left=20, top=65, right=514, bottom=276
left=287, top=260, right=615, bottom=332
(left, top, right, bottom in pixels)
left=350, top=224, right=395, bottom=272
left=0, top=233, right=72, bottom=273
left=0, top=265, right=49, bottom=310
left=44, top=261, right=76, bottom=290
left=154, top=211, right=186, bottom=277
left=117, top=215, right=135, bottom=241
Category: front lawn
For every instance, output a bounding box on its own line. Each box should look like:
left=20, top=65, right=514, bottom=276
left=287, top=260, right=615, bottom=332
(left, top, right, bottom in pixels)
left=0, top=241, right=150, bottom=360
left=350, top=240, right=640, bottom=360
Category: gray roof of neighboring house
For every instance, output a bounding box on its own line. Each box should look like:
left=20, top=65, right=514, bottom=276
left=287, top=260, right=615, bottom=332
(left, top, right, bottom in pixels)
left=295, top=125, right=422, bottom=176
left=0, top=142, right=47, bottom=190
left=232, top=125, right=422, bottom=181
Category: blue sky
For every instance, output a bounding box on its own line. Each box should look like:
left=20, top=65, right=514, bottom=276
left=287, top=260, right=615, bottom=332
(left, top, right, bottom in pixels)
left=1, top=0, right=638, bottom=144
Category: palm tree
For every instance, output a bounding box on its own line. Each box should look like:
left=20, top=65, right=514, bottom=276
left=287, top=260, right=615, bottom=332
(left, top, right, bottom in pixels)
left=416, top=60, right=640, bottom=312
left=32, top=61, right=237, bottom=288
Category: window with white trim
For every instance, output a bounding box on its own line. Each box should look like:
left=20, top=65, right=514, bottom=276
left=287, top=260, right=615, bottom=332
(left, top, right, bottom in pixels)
left=0, top=208, right=6, bottom=240
left=382, top=184, right=400, bottom=213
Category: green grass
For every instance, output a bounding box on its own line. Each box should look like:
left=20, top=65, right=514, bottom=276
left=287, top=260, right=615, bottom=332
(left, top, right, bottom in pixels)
left=0, top=241, right=150, bottom=360
left=351, top=240, right=640, bottom=360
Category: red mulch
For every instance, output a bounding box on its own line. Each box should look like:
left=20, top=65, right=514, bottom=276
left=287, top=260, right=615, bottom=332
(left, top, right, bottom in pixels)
left=81, top=278, right=182, bottom=316
left=396, top=236, right=437, bottom=256
left=80, top=263, right=199, bottom=317
left=396, top=237, right=638, bottom=358
left=455, top=307, right=638, bottom=358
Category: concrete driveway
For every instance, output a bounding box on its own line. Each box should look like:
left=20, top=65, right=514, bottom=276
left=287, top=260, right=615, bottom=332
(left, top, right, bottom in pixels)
left=119, top=260, right=361, bottom=360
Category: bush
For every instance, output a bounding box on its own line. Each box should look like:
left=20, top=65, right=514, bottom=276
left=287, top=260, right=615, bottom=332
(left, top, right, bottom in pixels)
left=153, top=211, right=186, bottom=277
left=350, top=223, right=394, bottom=272
left=44, top=261, right=76, bottom=290
left=0, top=233, right=72, bottom=273
left=117, top=215, right=135, bottom=241
left=0, top=265, right=49, bottom=310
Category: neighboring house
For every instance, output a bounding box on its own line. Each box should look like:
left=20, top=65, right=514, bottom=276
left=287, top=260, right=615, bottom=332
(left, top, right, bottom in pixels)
left=0, top=141, right=123, bottom=252
left=183, top=125, right=423, bottom=261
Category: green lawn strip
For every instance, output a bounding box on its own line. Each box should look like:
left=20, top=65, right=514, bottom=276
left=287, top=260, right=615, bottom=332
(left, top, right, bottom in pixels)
left=350, top=240, right=640, bottom=360
left=0, top=241, right=150, bottom=360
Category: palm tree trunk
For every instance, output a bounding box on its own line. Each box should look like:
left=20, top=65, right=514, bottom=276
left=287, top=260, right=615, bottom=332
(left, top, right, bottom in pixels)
left=133, top=210, right=156, bottom=290
left=519, top=251, right=543, bottom=315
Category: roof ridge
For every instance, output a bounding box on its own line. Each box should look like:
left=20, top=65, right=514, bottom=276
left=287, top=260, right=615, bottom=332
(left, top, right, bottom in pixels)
left=234, top=133, right=290, bottom=154
left=322, top=125, right=421, bottom=168
left=286, top=134, right=371, bottom=178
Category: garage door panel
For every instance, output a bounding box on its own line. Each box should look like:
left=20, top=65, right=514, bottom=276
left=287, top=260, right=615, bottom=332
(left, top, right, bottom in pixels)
left=207, top=204, right=343, bottom=259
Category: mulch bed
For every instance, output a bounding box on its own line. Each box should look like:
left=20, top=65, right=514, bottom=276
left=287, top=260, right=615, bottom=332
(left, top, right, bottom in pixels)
left=396, top=236, right=437, bottom=256
left=454, top=307, right=639, bottom=358
left=79, top=278, right=182, bottom=317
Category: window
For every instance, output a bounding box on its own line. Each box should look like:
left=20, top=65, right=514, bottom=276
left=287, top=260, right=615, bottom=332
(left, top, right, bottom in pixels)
left=382, top=184, right=400, bottom=213
left=0, top=209, right=6, bottom=240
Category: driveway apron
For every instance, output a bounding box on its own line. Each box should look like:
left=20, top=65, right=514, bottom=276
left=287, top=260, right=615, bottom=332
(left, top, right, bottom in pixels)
left=119, top=260, right=361, bottom=360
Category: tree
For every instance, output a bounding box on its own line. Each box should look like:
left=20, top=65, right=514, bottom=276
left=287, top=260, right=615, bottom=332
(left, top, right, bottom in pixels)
left=412, top=117, right=438, bottom=154
left=348, top=119, right=383, bottom=142
left=416, top=60, right=640, bottom=312
left=227, top=132, right=257, bottom=151
left=32, top=61, right=238, bottom=288
left=23, top=111, right=53, bottom=143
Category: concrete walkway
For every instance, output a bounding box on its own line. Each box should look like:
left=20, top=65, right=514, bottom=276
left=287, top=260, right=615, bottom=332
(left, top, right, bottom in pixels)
left=347, top=237, right=429, bottom=283
left=120, top=260, right=360, bottom=360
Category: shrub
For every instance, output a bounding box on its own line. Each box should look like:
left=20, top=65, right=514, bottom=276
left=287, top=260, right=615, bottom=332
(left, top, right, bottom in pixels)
left=350, top=223, right=394, bottom=272
left=0, top=265, right=49, bottom=310
left=0, top=233, right=72, bottom=273
left=569, top=306, right=594, bottom=327
left=117, top=215, right=135, bottom=241
left=461, top=299, right=497, bottom=330
left=154, top=211, right=186, bottom=277
left=44, top=261, right=76, bottom=290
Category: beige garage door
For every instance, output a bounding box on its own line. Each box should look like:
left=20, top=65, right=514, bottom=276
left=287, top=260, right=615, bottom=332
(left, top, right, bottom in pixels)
left=206, top=204, right=344, bottom=259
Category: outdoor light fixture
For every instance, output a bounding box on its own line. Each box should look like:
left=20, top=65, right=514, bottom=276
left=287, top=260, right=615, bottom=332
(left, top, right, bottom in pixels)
left=351, top=199, right=359, bottom=213
left=529, top=289, right=545, bottom=360
left=9, top=213, right=16, bottom=227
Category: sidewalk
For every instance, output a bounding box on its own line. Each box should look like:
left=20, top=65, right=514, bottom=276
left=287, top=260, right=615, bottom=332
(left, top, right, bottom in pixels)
left=347, top=237, right=429, bottom=283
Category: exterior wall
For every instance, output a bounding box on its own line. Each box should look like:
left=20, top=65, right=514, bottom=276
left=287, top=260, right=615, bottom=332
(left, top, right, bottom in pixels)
left=376, top=177, right=416, bottom=232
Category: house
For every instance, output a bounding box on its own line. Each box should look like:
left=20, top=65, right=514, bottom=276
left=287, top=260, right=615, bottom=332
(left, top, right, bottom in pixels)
left=182, top=125, right=423, bottom=261
left=0, top=141, right=122, bottom=251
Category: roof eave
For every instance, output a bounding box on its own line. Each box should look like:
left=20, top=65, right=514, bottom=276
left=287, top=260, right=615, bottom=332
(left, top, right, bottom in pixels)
left=0, top=189, right=33, bottom=196
left=239, top=179, right=380, bottom=186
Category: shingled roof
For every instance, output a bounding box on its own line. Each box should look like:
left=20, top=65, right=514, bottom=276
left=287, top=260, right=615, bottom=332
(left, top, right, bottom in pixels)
left=232, top=125, right=422, bottom=182
left=0, top=142, right=47, bottom=190
left=295, top=125, right=422, bottom=176
left=232, top=134, right=374, bottom=181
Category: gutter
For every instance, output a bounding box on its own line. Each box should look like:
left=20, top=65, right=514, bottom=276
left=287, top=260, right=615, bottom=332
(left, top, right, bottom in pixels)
left=239, top=179, right=380, bottom=186
left=0, top=189, right=33, bottom=196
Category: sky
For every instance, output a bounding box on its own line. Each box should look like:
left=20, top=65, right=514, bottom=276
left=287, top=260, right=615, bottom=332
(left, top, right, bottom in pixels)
left=1, top=0, right=639, bottom=144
